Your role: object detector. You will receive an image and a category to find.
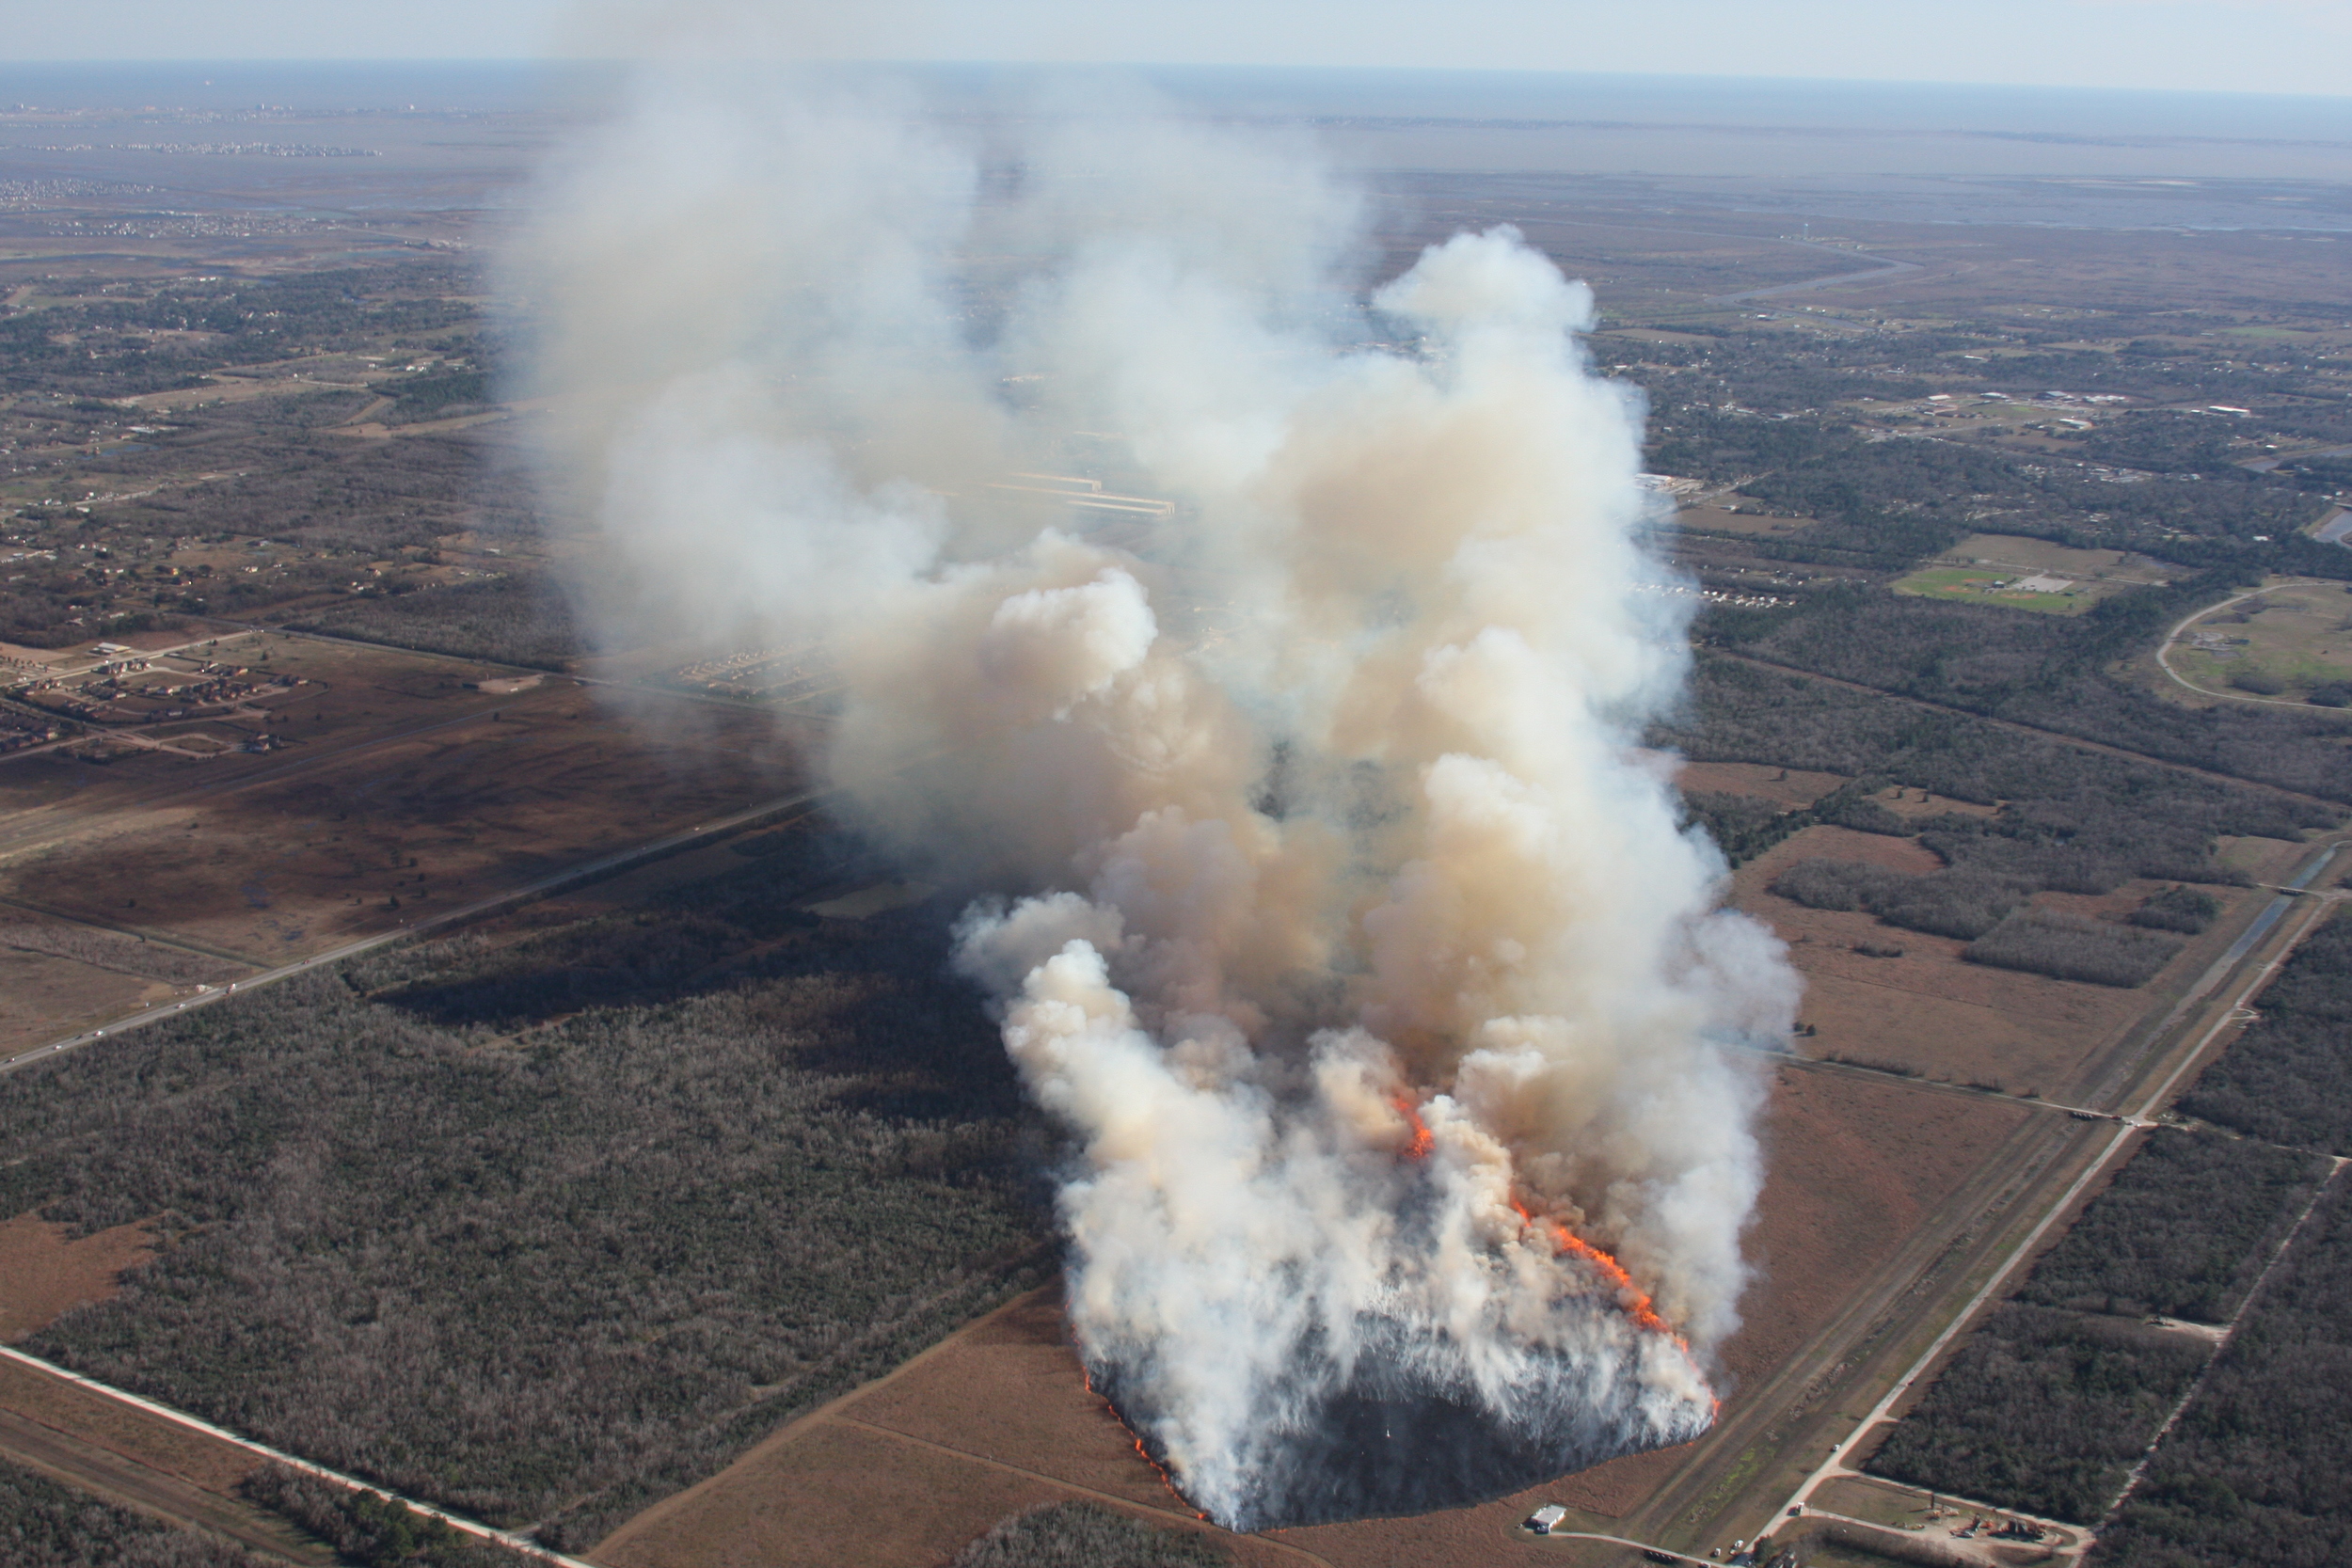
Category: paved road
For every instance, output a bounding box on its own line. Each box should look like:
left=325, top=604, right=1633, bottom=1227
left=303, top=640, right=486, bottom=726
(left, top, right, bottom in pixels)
left=1766, top=838, right=2347, bottom=1550
left=1, top=781, right=826, bottom=1075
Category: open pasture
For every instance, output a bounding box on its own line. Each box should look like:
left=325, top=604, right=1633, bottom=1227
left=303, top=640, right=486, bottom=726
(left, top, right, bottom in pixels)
left=2166, top=578, right=2352, bottom=703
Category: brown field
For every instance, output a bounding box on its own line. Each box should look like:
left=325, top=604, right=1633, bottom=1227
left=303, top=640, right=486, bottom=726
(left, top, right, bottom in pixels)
left=0, top=1357, right=257, bottom=1498
left=1675, top=502, right=1812, bottom=538
left=1732, top=824, right=2278, bottom=1098
left=1677, top=761, right=1848, bottom=810
left=0, top=944, right=191, bottom=1057
left=0, top=1214, right=155, bottom=1342
left=0, top=629, right=816, bottom=1056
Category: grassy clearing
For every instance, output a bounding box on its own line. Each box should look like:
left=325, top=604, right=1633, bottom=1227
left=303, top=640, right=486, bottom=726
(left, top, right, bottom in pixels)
left=1891, top=566, right=2099, bottom=615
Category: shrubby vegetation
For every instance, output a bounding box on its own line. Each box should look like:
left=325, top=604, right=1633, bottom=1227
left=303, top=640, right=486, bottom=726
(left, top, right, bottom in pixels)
left=242, top=1466, right=548, bottom=1568
left=2128, top=885, right=2218, bottom=934
left=948, top=1502, right=1230, bottom=1568
left=2016, top=1130, right=2328, bottom=1323
left=1963, top=909, right=2182, bottom=989
left=0, top=1455, right=271, bottom=1568
left=0, top=835, right=1048, bottom=1552
left=2091, top=1180, right=2352, bottom=1567
left=1771, top=858, right=2018, bottom=940
left=1867, top=1128, right=2328, bottom=1524
left=286, top=574, right=581, bottom=670
left=2176, top=908, right=2352, bottom=1155
left=1865, top=1304, right=2208, bottom=1525
left=1701, top=580, right=2352, bottom=801
left=1666, top=655, right=2313, bottom=945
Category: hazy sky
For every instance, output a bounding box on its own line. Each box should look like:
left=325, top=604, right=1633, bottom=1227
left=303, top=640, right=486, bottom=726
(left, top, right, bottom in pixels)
left=8, top=0, right=2349, bottom=99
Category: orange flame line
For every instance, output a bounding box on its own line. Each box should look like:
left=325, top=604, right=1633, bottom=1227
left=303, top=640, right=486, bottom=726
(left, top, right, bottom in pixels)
left=1391, top=1095, right=1435, bottom=1161
left=1511, top=1198, right=1685, bottom=1343
left=1083, top=1364, right=1209, bottom=1519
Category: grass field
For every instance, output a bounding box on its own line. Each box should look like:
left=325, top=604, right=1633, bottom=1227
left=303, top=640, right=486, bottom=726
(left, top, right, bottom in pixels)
left=1891, top=564, right=2100, bottom=615
left=2167, top=579, right=2352, bottom=701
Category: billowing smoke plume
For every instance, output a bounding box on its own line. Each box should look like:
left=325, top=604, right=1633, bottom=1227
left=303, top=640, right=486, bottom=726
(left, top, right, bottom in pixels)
left=514, top=65, right=1799, bottom=1529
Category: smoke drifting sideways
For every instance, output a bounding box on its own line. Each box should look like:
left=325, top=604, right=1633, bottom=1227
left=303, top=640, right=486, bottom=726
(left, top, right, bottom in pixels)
left=512, top=66, right=1801, bottom=1531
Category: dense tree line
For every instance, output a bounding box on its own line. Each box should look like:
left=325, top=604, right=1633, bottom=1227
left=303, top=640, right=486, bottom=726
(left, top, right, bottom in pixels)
left=2090, top=1177, right=2352, bottom=1567
left=1772, top=857, right=2019, bottom=940
left=1703, top=580, right=2352, bottom=800
left=0, top=1455, right=271, bottom=1568
left=2176, top=908, right=2352, bottom=1155
left=287, top=574, right=582, bottom=670
left=1864, top=1303, right=2208, bottom=1525
left=2127, top=885, right=2217, bottom=934
left=948, top=1502, right=1231, bottom=1568
left=2015, top=1130, right=2328, bottom=1324
left=1772, top=856, right=2183, bottom=984
left=1663, top=656, right=2315, bottom=958
left=1963, top=909, right=2182, bottom=989
left=0, top=834, right=1049, bottom=1552
left=241, top=1466, right=548, bottom=1568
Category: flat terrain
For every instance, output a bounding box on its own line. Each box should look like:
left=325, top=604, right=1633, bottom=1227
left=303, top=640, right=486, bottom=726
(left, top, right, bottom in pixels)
left=587, top=1061, right=2047, bottom=1568
left=2166, top=578, right=2352, bottom=704
left=5, top=68, right=2352, bottom=1568
left=0, top=629, right=815, bottom=1058
left=1732, top=822, right=2290, bottom=1099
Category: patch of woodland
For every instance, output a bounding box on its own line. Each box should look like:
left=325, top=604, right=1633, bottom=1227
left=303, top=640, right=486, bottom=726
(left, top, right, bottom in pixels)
left=2176, top=908, right=2352, bottom=1155
left=284, top=573, right=581, bottom=671
left=2126, top=885, right=2218, bottom=935
left=0, top=1453, right=274, bottom=1568
left=1648, top=407, right=2334, bottom=576
left=1663, top=655, right=2326, bottom=879
left=240, top=1465, right=548, bottom=1568
left=0, top=831, right=1051, bottom=1552
left=948, top=1502, right=1232, bottom=1568
left=1866, top=1127, right=2328, bottom=1523
left=1963, top=909, right=2184, bottom=989
left=1865, top=1303, right=2209, bottom=1525
left=1701, top=578, right=2352, bottom=801
left=2014, top=1130, right=2329, bottom=1324
left=2090, top=1176, right=2352, bottom=1568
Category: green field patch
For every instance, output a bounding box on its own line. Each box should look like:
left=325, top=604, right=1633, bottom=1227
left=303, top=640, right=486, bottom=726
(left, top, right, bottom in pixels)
left=2169, top=580, right=2352, bottom=703
left=1892, top=565, right=2096, bottom=615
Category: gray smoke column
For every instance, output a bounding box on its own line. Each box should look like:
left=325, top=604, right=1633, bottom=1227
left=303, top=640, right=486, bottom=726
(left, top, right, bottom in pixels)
left=514, top=64, right=1799, bottom=1529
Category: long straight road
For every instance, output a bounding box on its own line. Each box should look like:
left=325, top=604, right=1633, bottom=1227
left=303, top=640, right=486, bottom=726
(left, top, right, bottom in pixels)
left=1615, top=832, right=2347, bottom=1560
left=1, top=781, right=826, bottom=1075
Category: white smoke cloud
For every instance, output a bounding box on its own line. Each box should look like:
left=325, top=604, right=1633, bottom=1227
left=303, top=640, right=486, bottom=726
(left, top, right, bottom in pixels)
left=513, top=63, right=1799, bottom=1528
